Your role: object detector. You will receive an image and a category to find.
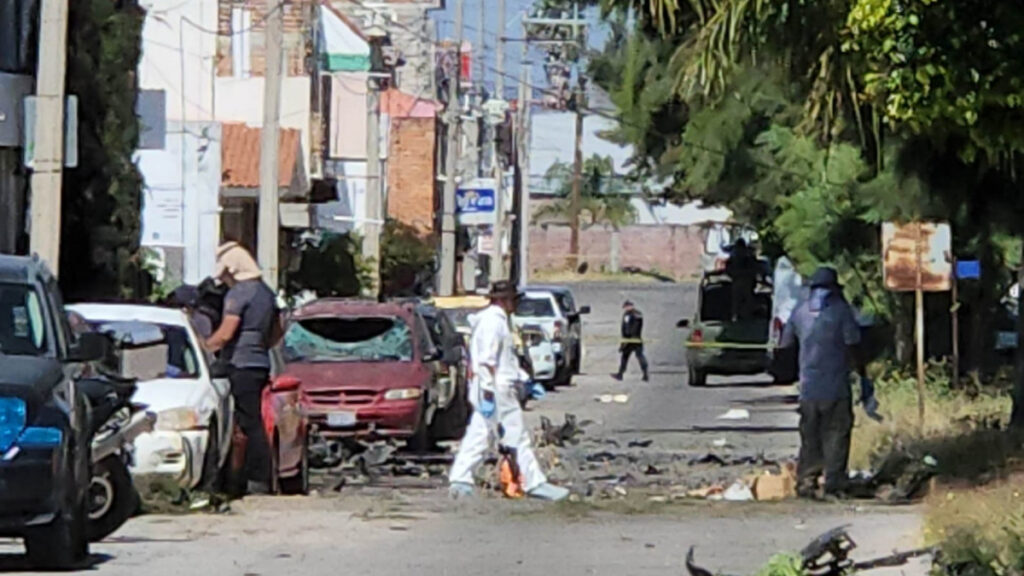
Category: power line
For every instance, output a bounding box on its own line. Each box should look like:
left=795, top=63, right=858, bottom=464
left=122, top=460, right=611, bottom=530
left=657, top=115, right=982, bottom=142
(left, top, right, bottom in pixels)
left=346, top=0, right=846, bottom=188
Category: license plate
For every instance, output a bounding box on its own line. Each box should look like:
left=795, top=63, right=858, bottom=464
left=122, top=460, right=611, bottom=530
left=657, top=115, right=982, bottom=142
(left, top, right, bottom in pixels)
left=327, top=411, right=357, bottom=427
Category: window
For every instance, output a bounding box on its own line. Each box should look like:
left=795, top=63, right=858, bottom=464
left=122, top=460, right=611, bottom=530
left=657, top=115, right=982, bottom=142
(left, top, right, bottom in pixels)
left=85, top=321, right=201, bottom=380
left=515, top=297, right=556, bottom=318
left=0, top=283, right=48, bottom=356
left=283, top=316, right=413, bottom=363
left=231, top=6, right=251, bottom=79
left=556, top=293, right=575, bottom=314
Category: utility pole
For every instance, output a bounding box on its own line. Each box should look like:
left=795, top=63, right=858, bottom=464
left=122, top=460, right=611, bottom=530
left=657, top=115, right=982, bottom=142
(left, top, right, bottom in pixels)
left=496, top=0, right=505, bottom=99
left=364, top=28, right=388, bottom=298
left=439, top=0, right=463, bottom=296
left=29, top=0, right=70, bottom=273
left=516, top=20, right=532, bottom=287
left=488, top=0, right=508, bottom=282
left=568, top=82, right=584, bottom=271
left=258, top=0, right=284, bottom=290
left=477, top=1, right=486, bottom=93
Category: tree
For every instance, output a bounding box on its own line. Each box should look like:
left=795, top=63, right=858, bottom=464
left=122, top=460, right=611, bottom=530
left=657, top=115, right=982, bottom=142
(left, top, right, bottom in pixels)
left=533, top=154, right=637, bottom=231
left=61, top=0, right=148, bottom=301
left=587, top=0, right=1024, bottom=419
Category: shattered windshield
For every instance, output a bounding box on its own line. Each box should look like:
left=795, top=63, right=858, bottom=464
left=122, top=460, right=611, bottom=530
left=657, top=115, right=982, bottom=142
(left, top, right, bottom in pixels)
left=441, top=307, right=486, bottom=330
left=0, top=283, right=49, bottom=357
left=283, top=316, right=414, bottom=363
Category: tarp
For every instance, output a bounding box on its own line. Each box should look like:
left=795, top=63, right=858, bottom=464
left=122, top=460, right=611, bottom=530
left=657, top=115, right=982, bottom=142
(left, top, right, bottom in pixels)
left=319, top=5, right=369, bottom=72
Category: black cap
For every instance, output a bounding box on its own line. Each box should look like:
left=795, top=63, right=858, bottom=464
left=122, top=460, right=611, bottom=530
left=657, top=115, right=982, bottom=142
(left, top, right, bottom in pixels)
left=623, top=300, right=634, bottom=308
left=809, top=267, right=841, bottom=288
left=488, top=280, right=517, bottom=299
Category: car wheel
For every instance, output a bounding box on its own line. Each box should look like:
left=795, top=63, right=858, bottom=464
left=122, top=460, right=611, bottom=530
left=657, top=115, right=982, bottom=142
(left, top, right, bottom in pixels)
left=86, top=456, right=136, bottom=542
left=26, top=455, right=89, bottom=569
left=688, top=366, right=707, bottom=387
left=279, top=435, right=310, bottom=496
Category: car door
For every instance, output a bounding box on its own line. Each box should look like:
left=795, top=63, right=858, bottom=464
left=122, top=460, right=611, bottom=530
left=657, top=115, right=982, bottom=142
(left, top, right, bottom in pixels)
left=556, top=293, right=581, bottom=361
left=190, top=319, right=232, bottom=460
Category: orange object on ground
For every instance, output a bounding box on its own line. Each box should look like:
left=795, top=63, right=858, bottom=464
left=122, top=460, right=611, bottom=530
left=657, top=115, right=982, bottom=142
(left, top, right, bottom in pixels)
left=499, top=454, right=525, bottom=499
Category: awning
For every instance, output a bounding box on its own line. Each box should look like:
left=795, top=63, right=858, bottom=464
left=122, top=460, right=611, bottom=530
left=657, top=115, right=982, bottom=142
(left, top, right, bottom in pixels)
left=320, top=5, right=370, bottom=72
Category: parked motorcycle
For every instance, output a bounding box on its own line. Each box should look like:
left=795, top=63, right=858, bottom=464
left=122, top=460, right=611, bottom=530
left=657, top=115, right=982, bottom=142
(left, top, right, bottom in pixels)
left=81, top=321, right=160, bottom=541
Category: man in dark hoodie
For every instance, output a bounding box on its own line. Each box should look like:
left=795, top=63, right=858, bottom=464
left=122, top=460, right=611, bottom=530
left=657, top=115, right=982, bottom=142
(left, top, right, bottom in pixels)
left=780, top=267, right=880, bottom=499
left=613, top=300, right=649, bottom=382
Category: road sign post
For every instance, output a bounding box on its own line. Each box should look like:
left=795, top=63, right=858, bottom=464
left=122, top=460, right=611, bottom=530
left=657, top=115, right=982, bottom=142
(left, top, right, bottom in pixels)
left=882, top=221, right=953, bottom=430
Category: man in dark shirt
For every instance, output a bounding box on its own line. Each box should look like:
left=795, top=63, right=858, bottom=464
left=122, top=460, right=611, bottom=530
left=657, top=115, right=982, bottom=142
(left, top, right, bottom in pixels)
left=780, top=267, right=879, bottom=499
left=725, top=239, right=759, bottom=320
left=205, top=243, right=283, bottom=493
left=613, top=300, right=649, bottom=382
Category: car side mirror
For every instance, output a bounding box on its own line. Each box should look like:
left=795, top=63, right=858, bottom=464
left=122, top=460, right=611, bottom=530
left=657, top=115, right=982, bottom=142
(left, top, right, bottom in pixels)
left=271, top=375, right=301, bottom=392
left=578, top=305, right=591, bottom=315
left=676, top=319, right=690, bottom=329
left=68, top=332, right=109, bottom=362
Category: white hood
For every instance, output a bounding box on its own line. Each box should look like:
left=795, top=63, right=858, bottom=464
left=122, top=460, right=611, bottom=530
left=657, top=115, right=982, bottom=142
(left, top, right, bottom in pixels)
left=133, top=378, right=217, bottom=421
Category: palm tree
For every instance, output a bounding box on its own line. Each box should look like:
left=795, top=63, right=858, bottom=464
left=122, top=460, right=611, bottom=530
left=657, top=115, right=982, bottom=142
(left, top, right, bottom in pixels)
left=533, top=154, right=637, bottom=231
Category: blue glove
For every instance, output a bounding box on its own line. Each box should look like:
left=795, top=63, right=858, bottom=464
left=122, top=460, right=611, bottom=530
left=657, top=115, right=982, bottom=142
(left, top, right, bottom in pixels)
left=478, top=390, right=496, bottom=419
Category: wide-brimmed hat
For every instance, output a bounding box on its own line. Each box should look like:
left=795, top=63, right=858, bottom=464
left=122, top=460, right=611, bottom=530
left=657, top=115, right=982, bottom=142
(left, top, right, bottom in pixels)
left=214, top=242, right=263, bottom=282
left=809, top=266, right=841, bottom=288
left=488, top=280, right=517, bottom=299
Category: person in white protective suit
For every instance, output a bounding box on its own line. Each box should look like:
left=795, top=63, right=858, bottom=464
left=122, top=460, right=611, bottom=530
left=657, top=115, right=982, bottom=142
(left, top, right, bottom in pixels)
left=448, top=281, right=570, bottom=501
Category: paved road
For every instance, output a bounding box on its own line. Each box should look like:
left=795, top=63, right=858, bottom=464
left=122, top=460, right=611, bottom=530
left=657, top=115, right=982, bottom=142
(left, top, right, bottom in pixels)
left=0, top=283, right=926, bottom=575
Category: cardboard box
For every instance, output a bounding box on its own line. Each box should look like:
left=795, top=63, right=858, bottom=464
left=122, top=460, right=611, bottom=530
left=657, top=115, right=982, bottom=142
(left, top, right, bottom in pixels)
left=753, top=464, right=797, bottom=501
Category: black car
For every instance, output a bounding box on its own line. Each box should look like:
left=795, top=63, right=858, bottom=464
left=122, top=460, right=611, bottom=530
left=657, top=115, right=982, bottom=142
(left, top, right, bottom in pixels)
left=0, top=255, right=107, bottom=569
left=415, top=303, right=470, bottom=441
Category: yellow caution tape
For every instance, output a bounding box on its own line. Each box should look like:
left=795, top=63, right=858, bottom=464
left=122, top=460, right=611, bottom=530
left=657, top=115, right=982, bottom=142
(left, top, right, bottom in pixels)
left=684, top=341, right=771, bottom=350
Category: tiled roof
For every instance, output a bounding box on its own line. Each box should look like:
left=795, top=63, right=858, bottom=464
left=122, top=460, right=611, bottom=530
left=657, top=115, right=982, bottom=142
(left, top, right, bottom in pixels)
left=221, top=123, right=300, bottom=188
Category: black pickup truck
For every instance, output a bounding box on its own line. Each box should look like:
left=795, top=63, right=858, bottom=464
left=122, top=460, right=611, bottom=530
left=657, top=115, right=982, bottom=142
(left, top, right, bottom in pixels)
left=0, top=255, right=108, bottom=569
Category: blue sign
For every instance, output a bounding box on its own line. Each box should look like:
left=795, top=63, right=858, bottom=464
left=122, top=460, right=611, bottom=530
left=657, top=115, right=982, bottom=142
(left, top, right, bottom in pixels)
left=456, top=187, right=495, bottom=214
left=956, top=260, right=981, bottom=279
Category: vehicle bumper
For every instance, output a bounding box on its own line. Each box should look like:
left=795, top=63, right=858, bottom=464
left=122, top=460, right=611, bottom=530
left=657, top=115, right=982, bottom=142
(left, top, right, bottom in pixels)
left=131, top=430, right=208, bottom=489
left=0, top=447, right=62, bottom=534
left=306, top=399, right=422, bottom=439
left=686, top=347, right=769, bottom=374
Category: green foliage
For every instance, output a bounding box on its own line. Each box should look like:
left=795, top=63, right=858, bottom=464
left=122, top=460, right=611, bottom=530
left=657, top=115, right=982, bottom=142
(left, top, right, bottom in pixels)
left=534, top=154, right=637, bottom=230
left=61, top=0, right=148, bottom=300
left=380, top=220, right=436, bottom=297
left=287, top=233, right=370, bottom=299
left=755, top=553, right=807, bottom=576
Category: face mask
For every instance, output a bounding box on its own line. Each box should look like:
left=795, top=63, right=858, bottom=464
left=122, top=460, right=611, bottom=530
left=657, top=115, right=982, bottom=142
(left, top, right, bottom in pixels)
left=810, top=287, right=833, bottom=313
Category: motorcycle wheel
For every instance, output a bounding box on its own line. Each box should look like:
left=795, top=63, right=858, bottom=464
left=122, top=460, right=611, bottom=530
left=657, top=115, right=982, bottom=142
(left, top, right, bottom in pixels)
left=86, top=456, right=137, bottom=542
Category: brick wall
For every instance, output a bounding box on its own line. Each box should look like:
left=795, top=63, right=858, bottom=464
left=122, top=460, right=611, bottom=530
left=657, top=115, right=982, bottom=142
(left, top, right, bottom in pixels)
left=387, top=117, right=437, bottom=233
left=216, top=0, right=313, bottom=78
left=529, top=224, right=706, bottom=280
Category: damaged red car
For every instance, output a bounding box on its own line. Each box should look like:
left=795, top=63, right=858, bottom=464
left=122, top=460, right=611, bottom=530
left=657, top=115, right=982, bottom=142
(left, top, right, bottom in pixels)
left=282, top=299, right=467, bottom=461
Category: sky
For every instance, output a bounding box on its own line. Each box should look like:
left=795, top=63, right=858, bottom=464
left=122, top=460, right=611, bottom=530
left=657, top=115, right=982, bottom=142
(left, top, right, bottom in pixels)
left=431, top=0, right=610, bottom=100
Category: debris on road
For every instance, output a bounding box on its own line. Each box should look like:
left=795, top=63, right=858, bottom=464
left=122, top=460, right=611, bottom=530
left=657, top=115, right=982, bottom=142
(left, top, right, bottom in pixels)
left=717, top=408, right=751, bottom=421
left=539, top=414, right=587, bottom=447
left=751, top=463, right=797, bottom=501
left=595, top=394, right=630, bottom=404
left=722, top=480, right=754, bottom=501
left=628, top=439, right=653, bottom=448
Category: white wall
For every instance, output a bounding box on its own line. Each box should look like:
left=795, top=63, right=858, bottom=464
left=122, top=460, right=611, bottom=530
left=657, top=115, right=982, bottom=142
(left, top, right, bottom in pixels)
left=137, top=121, right=222, bottom=284
left=138, top=0, right=218, bottom=122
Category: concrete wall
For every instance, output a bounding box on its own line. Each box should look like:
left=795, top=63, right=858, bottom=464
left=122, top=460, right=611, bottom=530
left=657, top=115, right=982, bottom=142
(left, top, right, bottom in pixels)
left=529, top=224, right=706, bottom=280
left=386, top=116, right=436, bottom=233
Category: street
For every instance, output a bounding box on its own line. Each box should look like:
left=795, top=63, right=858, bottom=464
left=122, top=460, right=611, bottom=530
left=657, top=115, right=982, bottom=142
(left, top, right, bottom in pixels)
left=0, top=282, right=925, bottom=576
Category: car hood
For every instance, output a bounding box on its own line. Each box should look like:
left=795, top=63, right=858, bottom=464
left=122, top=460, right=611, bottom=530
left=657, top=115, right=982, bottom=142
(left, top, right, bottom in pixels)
left=285, top=361, right=427, bottom=392
left=0, top=356, right=64, bottom=407
left=133, top=377, right=214, bottom=416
